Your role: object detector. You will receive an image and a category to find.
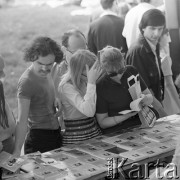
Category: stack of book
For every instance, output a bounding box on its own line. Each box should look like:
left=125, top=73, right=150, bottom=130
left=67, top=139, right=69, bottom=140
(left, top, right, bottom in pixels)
left=0, top=120, right=179, bottom=180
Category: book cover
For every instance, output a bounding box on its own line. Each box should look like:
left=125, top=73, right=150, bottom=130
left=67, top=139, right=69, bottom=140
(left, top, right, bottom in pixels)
left=131, top=137, right=154, bottom=146
left=115, top=132, right=140, bottom=141
left=120, top=150, right=146, bottom=161
left=78, top=155, right=107, bottom=168
left=0, top=151, right=26, bottom=172
left=76, top=144, right=102, bottom=154
left=89, top=141, right=116, bottom=150
left=141, top=127, right=166, bottom=134
left=1, top=169, right=20, bottom=180
left=102, top=136, right=127, bottom=145
left=70, top=162, right=105, bottom=178
left=105, top=147, right=128, bottom=154
left=33, top=165, right=68, bottom=180
left=20, top=159, right=43, bottom=173
left=115, top=141, right=143, bottom=151
left=42, top=148, right=64, bottom=158
left=153, top=142, right=176, bottom=153
left=142, top=132, right=175, bottom=143
left=6, top=172, right=44, bottom=180
left=90, top=150, right=118, bottom=160
left=132, top=130, right=150, bottom=137
left=136, top=147, right=161, bottom=158
left=63, top=149, right=90, bottom=158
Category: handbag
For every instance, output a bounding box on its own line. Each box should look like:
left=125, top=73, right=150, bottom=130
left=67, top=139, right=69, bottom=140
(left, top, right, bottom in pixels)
left=127, top=74, right=159, bottom=128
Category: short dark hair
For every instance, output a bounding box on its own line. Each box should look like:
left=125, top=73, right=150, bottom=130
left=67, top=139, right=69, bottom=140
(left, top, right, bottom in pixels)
left=61, top=29, right=86, bottom=48
left=100, top=0, right=115, bottom=10
left=139, top=9, right=165, bottom=34
left=24, top=36, right=63, bottom=63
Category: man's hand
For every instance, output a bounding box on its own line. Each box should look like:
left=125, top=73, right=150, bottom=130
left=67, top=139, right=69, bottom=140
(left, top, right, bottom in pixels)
left=54, top=98, right=62, bottom=118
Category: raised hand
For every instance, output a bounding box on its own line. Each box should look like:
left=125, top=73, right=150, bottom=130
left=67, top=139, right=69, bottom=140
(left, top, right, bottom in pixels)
left=86, top=59, right=102, bottom=84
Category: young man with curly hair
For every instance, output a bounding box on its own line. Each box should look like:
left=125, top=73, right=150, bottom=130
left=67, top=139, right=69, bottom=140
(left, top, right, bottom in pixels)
left=13, top=37, right=63, bottom=156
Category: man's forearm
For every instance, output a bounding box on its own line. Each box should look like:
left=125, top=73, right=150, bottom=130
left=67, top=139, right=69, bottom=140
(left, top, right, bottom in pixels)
left=13, top=120, right=28, bottom=156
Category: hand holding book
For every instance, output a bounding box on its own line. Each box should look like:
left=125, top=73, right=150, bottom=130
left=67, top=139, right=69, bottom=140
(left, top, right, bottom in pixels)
left=139, top=94, right=153, bottom=107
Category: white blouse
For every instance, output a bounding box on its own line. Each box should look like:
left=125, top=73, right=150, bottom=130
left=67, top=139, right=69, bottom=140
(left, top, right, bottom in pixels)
left=59, top=82, right=96, bottom=120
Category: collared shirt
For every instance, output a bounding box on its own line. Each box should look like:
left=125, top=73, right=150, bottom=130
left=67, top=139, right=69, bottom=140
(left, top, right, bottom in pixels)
left=96, top=65, right=146, bottom=134
left=100, top=10, right=118, bottom=18
left=59, top=82, right=96, bottom=120
left=146, top=38, right=161, bottom=78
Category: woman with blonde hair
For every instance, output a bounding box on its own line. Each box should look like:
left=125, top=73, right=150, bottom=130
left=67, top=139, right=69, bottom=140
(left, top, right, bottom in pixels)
left=59, top=49, right=102, bottom=144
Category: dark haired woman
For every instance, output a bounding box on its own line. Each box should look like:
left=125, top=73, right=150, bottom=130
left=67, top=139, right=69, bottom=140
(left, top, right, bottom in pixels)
left=0, top=56, right=16, bottom=154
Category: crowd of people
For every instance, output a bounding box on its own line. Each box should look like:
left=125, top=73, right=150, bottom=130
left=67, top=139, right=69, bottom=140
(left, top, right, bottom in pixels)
left=1, top=0, right=180, bottom=178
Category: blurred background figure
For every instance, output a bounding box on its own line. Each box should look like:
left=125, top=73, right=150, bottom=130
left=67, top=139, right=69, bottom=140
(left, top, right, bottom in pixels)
left=51, top=29, right=87, bottom=95
left=88, top=0, right=134, bottom=22
left=88, top=0, right=127, bottom=55
left=126, top=0, right=138, bottom=8
left=0, top=55, right=16, bottom=154
left=122, top=0, right=155, bottom=49
left=160, top=29, right=180, bottom=115
left=117, top=1, right=131, bottom=19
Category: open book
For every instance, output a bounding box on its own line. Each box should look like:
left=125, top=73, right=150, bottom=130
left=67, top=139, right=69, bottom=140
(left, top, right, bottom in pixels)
left=118, top=97, right=143, bottom=115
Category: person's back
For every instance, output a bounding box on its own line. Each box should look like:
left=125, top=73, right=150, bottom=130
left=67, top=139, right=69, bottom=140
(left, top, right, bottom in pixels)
left=51, top=29, right=87, bottom=96
left=88, top=15, right=125, bottom=55
left=87, top=0, right=127, bottom=55
left=123, top=0, right=154, bottom=48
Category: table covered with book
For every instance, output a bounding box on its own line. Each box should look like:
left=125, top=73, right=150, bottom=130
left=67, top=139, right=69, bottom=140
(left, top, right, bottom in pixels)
left=1, top=114, right=180, bottom=180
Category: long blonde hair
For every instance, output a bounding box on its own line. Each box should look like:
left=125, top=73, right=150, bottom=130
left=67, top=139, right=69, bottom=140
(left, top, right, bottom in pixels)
left=60, top=49, right=96, bottom=95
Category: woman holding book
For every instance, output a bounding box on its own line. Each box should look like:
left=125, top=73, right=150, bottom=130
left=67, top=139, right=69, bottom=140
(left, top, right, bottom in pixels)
left=96, top=46, right=166, bottom=134
left=0, top=56, right=16, bottom=154
left=58, top=49, right=102, bottom=144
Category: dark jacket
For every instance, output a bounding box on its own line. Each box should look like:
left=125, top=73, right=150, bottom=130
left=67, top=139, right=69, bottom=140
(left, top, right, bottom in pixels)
left=87, top=15, right=127, bottom=55
left=126, top=35, right=164, bottom=102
